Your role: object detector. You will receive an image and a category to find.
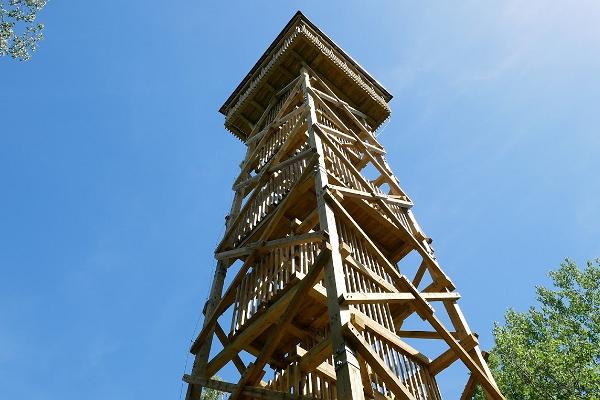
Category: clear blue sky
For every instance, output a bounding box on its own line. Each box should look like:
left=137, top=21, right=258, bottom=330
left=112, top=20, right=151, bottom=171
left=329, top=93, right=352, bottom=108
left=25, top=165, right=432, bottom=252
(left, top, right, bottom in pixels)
left=1, top=1, right=599, bottom=399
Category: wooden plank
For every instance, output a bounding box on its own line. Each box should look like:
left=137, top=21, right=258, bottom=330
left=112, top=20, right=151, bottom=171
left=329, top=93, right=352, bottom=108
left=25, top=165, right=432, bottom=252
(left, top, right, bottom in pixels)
left=342, top=323, right=417, bottom=400
left=295, top=209, right=319, bottom=234
left=215, top=231, right=324, bottom=261
left=328, top=184, right=413, bottom=209
left=357, top=354, right=375, bottom=399
left=396, top=330, right=461, bottom=340
left=412, top=260, right=428, bottom=288
left=341, top=292, right=460, bottom=304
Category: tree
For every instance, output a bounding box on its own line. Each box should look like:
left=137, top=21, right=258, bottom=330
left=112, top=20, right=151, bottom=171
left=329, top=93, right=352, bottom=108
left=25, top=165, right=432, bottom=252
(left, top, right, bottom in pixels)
left=201, top=386, right=224, bottom=400
left=473, top=259, right=600, bottom=399
left=0, top=0, right=48, bottom=61
left=201, top=376, right=225, bottom=400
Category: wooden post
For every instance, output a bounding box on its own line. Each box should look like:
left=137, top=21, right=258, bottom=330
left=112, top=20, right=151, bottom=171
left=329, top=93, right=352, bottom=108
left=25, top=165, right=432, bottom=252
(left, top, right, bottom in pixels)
left=302, top=67, right=366, bottom=400
left=185, top=260, right=228, bottom=400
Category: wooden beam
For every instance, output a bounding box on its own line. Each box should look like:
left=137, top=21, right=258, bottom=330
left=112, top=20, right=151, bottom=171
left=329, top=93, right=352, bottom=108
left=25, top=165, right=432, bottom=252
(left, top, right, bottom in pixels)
left=318, top=150, right=453, bottom=291
left=396, top=330, right=461, bottom=340
left=328, top=184, right=413, bottom=209
left=276, top=75, right=301, bottom=98
left=214, top=322, right=246, bottom=374
left=215, top=231, right=324, bottom=261
left=341, top=292, right=460, bottom=305
left=310, top=86, right=368, bottom=120
left=297, top=336, right=332, bottom=373
left=295, top=209, right=319, bottom=234
left=412, top=260, right=428, bottom=288
left=343, top=323, right=417, bottom=400
left=190, top=254, right=256, bottom=354
left=429, top=333, right=479, bottom=375
left=460, top=352, right=490, bottom=400
left=251, top=99, right=266, bottom=112
left=406, top=294, right=504, bottom=399
left=277, top=64, right=295, bottom=80
left=357, top=354, right=375, bottom=399
left=443, top=301, right=500, bottom=394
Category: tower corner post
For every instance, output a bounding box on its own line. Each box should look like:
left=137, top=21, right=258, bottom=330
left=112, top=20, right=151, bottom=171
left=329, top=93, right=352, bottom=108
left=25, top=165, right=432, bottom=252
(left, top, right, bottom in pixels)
left=301, top=67, right=366, bottom=400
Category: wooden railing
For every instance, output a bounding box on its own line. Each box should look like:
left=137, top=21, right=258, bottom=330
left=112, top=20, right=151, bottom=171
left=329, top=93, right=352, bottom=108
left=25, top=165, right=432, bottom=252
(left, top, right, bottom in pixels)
left=324, top=142, right=368, bottom=193
left=267, top=362, right=337, bottom=399
left=230, top=157, right=310, bottom=246
left=230, top=240, right=323, bottom=335
left=321, top=137, right=433, bottom=253
left=338, top=220, right=441, bottom=398
left=260, top=83, right=298, bottom=132
left=337, top=220, right=397, bottom=333
left=361, top=327, right=442, bottom=400
left=315, top=101, right=341, bottom=132
left=322, top=139, right=384, bottom=196
left=256, top=110, right=306, bottom=172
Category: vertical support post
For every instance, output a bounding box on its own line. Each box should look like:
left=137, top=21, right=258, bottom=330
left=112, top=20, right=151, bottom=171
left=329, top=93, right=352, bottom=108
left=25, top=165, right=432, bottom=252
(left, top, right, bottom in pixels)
left=186, top=260, right=228, bottom=400
left=301, top=67, right=366, bottom=400
left=186, top=146, right=251, bottom=400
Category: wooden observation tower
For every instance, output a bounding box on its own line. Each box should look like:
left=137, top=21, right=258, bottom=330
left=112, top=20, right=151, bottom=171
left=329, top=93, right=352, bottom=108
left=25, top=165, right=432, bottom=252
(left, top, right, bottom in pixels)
left=184, top=12, right=504, bottom=400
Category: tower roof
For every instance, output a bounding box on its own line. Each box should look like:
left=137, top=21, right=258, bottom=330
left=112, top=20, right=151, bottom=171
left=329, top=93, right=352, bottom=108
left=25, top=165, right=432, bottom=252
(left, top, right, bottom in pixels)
left=220, top=11, right=393, bottom=141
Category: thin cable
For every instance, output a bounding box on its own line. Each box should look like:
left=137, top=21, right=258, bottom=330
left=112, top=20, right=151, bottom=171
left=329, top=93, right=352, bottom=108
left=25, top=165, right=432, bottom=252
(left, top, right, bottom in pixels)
left=374, top=118, right=391, bottom=138
left=179, top=185, right=237, bottom=399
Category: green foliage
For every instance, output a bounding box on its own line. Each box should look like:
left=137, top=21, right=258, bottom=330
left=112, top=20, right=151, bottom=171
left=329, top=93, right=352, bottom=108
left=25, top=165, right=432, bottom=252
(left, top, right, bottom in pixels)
left=0, top=0, right=47, bottom=61
left=473, top=259, right=600, bottom=399
left=201, top=376, right=225, bottom=400
left=201, top=386, right=224, bottom=400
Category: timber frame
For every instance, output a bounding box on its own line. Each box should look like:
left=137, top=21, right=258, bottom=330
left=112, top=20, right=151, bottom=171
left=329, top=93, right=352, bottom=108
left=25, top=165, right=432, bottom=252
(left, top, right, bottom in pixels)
left=184, top=11, right=504, bottom=400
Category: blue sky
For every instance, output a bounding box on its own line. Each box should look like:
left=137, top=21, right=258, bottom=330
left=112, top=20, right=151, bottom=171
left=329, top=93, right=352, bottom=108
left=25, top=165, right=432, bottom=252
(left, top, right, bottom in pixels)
left=1, top=1, right=599, bottom=399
